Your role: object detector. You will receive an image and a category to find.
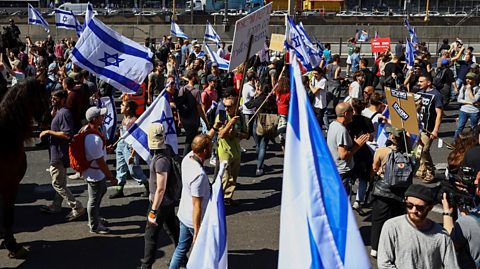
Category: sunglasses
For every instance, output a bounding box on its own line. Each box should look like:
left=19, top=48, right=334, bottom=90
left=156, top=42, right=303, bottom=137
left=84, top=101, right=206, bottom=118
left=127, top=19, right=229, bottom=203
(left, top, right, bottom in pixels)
left=405, top=201, right=428, bottom=212
left=224, top=105, right=234, bottom=108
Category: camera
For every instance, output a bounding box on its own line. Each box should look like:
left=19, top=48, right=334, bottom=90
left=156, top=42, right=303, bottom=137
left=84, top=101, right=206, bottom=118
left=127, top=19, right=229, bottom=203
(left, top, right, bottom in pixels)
left=432, top=166, right=477, bottom=207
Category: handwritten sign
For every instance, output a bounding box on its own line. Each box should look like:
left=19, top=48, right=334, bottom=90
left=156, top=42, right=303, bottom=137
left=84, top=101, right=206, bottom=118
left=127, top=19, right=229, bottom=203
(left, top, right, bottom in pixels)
left=385, top=88, right=419, bottom=135
left=229, top=3, right=272, bottom=72
left=371, top=37, right=391, bottom=53
left=269, top=33, right=285, bottom=52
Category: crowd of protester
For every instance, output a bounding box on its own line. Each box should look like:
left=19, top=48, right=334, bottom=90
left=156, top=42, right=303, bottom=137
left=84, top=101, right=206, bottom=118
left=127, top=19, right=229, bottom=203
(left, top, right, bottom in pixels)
left=0, top=25, right=478, bottom=268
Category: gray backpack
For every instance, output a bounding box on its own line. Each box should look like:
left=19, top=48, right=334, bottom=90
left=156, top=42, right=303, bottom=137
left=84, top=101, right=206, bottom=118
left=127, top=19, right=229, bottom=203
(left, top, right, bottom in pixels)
left=383, top=150, right=413, bottom=188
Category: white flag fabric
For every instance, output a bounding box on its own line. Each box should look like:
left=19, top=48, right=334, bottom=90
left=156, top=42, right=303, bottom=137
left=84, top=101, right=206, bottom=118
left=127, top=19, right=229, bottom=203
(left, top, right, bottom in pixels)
left=71, top=17, right=153, bottom=94
left=296, top=22, right=322, bottom=66
left=98, top=96, right=117, bottom=144
left=55, top=8, right=82, bottom=37
left=170, top=20, right=189, bottom=39
left=187, top=161, right=228, bottom=269
left=204, top=22, right=221, bottom=47
left=84, top=2, right=94, bottom=27
left=204, top=44, right=229, bottom=71
left=28, top=4, right=49, bottom=33
left=278, top=52, right=370, bottom=269
left=122, top=91, right=178, bottom=164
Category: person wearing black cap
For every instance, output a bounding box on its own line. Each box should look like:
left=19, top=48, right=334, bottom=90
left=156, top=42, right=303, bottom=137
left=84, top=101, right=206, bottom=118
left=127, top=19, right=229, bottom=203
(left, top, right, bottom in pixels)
left=377, top=184, right=459, bottom=269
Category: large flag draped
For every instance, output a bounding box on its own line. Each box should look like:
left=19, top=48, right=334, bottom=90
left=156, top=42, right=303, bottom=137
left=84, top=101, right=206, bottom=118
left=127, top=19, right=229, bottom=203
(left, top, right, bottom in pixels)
left=122, top=91, right=178, bottom=164
left=28, top=4, right=49, bottom=33
left=171, top=20, right=189, bottom=39
left=296, top=22, right=323, bottom=64
left=204, top=22, right=222, bottom=47
left=405, top=38, right=416, bottom=68
left=55, top=8, right=82, bottom=37
left=98, top=96, right=117, bottom=144
left=71, top=17, right=153, bottom=94
left=284, top=16, right=321, bottom=71
left=187, top=161, right=228, bottom=269
left=278, top=52, right=370, bottom=269
left=404, top=18, right=418, bottom=45
left=204, top=44, right=230, bottom=71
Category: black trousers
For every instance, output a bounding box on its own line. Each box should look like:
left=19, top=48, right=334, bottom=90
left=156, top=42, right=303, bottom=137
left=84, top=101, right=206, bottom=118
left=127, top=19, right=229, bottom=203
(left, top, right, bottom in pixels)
left=141, top=203, right=180, bottom=268
left=370, top=195, right=405, bottom=251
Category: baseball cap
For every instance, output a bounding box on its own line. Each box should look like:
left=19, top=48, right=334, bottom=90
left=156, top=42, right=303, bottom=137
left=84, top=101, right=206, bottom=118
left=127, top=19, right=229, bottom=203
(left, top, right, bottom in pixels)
left=466, top=72, right=476, bottom=80
left=405, top=184, right=434, bottom=204
left=441, top=59, right=449, bottom=65
left=207, top=74, right=218, bottom=82
left=48, top=62, right=57, bottom=72
left=211, top=62, right=218, bottom=67
left=194, top=44, right=201, bottom=48
left=385, top=126, right=403, bottom=137
left=148, top=123, right=166, bottom=150
left=471, top=63, right=479, bottom=69
left=85, top=107, right=107, bottom=122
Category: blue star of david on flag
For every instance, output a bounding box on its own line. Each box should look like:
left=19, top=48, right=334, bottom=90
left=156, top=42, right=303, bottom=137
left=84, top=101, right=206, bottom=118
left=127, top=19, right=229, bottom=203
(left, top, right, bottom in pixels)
left=98, top=52, right=125, bottom=67
left=152, top=111, right=176, bottom=136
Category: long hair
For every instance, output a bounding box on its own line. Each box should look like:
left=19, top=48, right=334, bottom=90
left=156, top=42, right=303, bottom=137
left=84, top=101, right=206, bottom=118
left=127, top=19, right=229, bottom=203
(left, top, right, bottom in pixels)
left=0, top=78, right=47, bottom=141
left=448, top=130, right=478, bottom=171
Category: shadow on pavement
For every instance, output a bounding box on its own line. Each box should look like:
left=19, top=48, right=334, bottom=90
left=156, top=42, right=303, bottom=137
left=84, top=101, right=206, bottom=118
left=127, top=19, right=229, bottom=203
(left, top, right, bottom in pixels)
left=229, top=248, right=278, bottom=269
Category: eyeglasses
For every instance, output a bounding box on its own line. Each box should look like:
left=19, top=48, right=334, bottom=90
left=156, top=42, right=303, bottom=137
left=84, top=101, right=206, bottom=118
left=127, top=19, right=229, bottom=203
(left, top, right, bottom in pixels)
left=120, top=103, right=126, bottom=106
left=224, top=105, right=234, bottom=108
left=405, top=201, right=428, bottom=212
left=364, top=91, right=373, bottom=94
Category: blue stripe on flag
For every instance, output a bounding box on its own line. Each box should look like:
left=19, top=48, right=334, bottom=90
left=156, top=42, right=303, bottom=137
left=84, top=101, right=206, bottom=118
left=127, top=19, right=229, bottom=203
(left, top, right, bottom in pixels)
left=125, top=123, right=150, bottom=153
left=304, top=85, right=349, bottom=262
left=89, top=19, right=152, bottom=61
left=55, top=9, right=73, bottom=15
left=217, top=183, right=227, bottom=258
left=56, top=23, right=77, bottom=29
left=71, top=47, right=141, bottom=92
left=308, top=221, right=323, bottom=268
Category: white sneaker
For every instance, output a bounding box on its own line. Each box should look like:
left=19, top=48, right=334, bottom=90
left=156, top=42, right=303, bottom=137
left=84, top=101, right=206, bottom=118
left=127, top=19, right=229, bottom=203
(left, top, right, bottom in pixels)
left=370, top=249, right=377, bottom=258
left=68, top=172, right=82, bottom=180
left=352, top=201, right=361, bottom=209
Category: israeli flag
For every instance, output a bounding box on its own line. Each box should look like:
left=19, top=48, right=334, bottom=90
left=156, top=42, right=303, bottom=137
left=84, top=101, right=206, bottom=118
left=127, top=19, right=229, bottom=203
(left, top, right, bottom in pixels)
left=187, top=161, right=228, bottom=269
left=98, top=96, right=117, bottom=144
left=404, top=18, right=418, bottom=45
left=122, top=90, right=178, bottom=164
left=284, top=16, right=319, bottom=71
left=204, top=22, right=221, bottom=47
left=376, top=107, right=390, bottom=147
left=278, top=52, right=370, bottom=269
left=171, top=20, right=189, bottom=39
left=71, top=17, right=153, bottom=94
left=405, top=38, right=416, bottom=69
left=84, top=2, right=94, bottom=28
left=204, top=44, right=229, bottom=71
left=28, top=4, right=49, bottom=33
left=296, top=22, right=322, bottom=66
left=55, top=9, right=83, bottom=37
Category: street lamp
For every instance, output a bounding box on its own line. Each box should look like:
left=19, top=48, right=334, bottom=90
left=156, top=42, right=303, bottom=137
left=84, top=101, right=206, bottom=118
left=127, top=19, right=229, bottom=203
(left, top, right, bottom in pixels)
left=424, top=0, right=430, bottom=21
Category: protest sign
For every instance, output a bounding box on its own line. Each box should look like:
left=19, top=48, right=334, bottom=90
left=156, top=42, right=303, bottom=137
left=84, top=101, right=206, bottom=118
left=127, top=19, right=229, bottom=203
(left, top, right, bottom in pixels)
left=371, top=37, right=391, bottom=53
left=270, top=33, right=285, bottom=52
left=385, top=88, right=419, bottom=135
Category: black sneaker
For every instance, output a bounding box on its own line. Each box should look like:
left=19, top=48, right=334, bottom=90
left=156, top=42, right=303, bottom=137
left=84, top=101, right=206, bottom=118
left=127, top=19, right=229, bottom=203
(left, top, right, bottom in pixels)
left=109, top=190, right=124, bottom=199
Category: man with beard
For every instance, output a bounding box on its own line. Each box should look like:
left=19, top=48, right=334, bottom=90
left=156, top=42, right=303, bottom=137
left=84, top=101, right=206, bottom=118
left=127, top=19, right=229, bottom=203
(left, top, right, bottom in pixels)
left=377, top=184, right=459, bottom=269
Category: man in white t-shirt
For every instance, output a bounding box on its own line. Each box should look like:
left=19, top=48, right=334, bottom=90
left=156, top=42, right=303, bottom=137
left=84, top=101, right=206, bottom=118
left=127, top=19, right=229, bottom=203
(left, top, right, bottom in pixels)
left=169, top=134, right=213, bottom=269
left=241, top=70, right=258, bottom=138
left=309, top=68, right=328, bottom=130
left=82, top=107, right=116, bottom=234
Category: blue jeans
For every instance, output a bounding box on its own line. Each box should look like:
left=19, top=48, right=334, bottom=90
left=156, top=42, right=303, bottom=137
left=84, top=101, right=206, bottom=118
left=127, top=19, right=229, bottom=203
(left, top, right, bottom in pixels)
left=253, top=120, right=270, bottom=170
left=454, top=110, right=479, bottom=139
left=169, top=221, right=194, bottom=269
left=115, top=140, right=147, bottom=185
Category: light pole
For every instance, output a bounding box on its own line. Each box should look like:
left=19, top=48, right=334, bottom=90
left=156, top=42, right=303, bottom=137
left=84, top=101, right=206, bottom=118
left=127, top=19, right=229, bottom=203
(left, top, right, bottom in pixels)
left=173, top=0, right=177, bottom=20
left=224, top=0, right=229, bottom=31
left=424, top=0, right=430, bottom=21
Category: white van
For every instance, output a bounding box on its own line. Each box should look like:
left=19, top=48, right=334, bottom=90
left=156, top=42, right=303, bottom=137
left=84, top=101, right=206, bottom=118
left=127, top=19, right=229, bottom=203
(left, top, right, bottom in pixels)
left=58, top=3, right=90, bottom=15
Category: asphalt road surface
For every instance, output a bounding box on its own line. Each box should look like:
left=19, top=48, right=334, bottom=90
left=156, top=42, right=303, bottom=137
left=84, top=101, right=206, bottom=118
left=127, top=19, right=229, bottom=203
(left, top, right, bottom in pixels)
left=0, top=100, right=461, bottom=269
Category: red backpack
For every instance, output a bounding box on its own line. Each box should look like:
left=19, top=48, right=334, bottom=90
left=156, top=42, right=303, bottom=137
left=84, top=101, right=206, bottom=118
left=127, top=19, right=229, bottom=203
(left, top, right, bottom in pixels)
left=69, top=126, right=106, bottom=173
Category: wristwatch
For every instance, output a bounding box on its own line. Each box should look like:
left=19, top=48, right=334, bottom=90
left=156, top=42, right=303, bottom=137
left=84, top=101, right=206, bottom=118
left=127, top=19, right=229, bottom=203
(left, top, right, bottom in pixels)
left=442, top=212, right=452, bottom=216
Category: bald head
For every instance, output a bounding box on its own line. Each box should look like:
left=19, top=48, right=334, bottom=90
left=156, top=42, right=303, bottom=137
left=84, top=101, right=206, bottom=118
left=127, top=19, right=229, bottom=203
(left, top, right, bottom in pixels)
left=336, top=102, right=352, bottom=118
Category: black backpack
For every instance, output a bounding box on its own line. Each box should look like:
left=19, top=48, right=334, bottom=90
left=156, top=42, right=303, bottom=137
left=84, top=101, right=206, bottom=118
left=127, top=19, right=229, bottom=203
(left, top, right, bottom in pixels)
left=165, top=154, right=183, bottom=203
left=383, top=149, right=413, bottom=188
left=433, top=68, right=446, bottom=90
left=174, top=85, right=193, bottom=118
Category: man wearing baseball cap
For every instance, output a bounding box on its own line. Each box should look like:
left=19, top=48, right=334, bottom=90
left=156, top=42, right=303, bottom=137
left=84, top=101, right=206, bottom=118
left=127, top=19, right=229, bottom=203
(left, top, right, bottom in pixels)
left=377, top=184, right=459, bottom=268
left=82, top=107, right=117, bottom=234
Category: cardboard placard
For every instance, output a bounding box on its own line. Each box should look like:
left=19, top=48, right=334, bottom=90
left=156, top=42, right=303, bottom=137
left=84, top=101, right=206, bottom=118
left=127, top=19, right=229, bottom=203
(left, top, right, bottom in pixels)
left=269, top=33, right=285, bottom=52
left=385, top=88, right=419, bottom=135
